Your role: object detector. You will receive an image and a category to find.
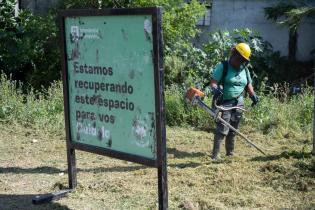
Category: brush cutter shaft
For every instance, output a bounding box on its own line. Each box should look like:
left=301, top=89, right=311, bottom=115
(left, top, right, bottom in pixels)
left=193, top=96, right=217, bottom=118
left=194, top=96, right=266, bottom=155
left=216, top=116, right=266, bottom=155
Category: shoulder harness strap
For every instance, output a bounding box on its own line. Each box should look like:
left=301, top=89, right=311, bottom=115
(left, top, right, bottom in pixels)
left=220, top=60, right=229, bottom=86
left=245, top=68, right=250, bottom=87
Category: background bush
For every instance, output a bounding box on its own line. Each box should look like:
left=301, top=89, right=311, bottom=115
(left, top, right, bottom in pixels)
left=164, top=28, right=275, bottom=94
left=165, top=85, right=215, bottom=129
left=2, top=0, right=312, bottom=90
left=0, top=73, right=64, bottom=132
left=0, top=0, right=60, bottom=89
left=0, top=0, right=313, bottom=139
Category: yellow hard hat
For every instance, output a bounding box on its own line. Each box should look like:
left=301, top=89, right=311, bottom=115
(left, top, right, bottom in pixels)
left=235, top=43, right=251, bottom=61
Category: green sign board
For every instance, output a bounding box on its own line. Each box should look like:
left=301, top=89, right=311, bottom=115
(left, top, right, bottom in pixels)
left=56, top=9, right=167, bottom=209
left=61, top=9, right=164, bottom=164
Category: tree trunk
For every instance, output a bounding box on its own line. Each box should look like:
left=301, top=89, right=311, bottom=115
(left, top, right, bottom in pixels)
left=313, top=71, right=315, bottom=156
left=288, top=29, right=297, bottom=61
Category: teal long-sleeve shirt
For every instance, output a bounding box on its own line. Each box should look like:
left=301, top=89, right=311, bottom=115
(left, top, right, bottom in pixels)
left=211, top=62, right=252, bottom=101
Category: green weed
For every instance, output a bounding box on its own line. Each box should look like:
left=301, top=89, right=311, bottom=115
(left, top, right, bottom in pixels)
left=0, top=73, right=64, bottom=133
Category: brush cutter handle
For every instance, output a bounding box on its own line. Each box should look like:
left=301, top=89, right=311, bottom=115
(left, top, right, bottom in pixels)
left=214, top=104, right=246, bottom=112
left=213, top=99, right=246, bottom=112
left=185, top=90, right=266, bottom=156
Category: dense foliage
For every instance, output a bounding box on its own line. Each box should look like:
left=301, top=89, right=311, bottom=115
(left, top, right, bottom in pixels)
left=264, top=1, right=315, bottom=33
left=0, top=0, right=205, bottom=87
left=167, top=28, right=272, bottom=91
left=0, top=0, right=313, bottom=134
left=0, top=0, right=60, bottom=89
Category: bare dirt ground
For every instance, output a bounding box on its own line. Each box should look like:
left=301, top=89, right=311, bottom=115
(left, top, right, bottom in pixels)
left=0, top=124, right=314, bottom=210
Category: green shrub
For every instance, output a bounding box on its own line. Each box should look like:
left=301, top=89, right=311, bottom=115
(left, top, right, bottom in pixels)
left=164, top=55, right=186, bottom=86
left=168, top=28, right=270, bottom=93
left=165, top=85, right=215, bottom=129
left=165, top=85, right=187, bottom=126
left=243, top=85, right=313, bottom=137
left=0, top=0, right=60, bottom=89
left=180, top=46, right=212, bottom=90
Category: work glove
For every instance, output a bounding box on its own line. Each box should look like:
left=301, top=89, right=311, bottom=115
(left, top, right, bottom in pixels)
left=211, top=87, right=223, bottom=104
left=250, top=93, right=259, bottom=106
left=211, top=86, right=222, bottom=96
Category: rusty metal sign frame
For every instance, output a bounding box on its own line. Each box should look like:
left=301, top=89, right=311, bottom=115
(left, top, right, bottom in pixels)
left=33, top=7, right=168, bottom=209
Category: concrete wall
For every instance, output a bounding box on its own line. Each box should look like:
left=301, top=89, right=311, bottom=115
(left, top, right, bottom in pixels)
left=298, top=20, right=315, bottom=61
left=20, top=0, right=59, bottom=15
left=20, top=0, right=315, bottom=60
left=197, top=0, right=315, bottom=61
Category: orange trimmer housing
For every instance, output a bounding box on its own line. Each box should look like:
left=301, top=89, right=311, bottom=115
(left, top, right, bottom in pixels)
left=185, top=87, right=205, bottom=103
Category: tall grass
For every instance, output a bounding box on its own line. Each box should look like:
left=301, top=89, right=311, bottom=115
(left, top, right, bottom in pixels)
left=0, top=73, right=64, bottom=132
left=244, top=88, right=313, bottom=138
left=0, top=73, right=313, bottom=138
left=165, top=85, right=216, bottom=129
left=166, top=84, right=314, bottom=138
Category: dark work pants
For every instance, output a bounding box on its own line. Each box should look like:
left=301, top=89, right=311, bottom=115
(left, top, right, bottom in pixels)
left=212, top=99, right=244, bottom=157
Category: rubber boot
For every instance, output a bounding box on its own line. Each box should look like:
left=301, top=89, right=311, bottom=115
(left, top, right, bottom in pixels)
left=211, top=132, right=225, bottom=160
left=225, top=131, right=236, bottom=156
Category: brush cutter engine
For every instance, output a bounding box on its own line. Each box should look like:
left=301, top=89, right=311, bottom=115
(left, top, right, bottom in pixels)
left=185, top=87, right=205, bottom=105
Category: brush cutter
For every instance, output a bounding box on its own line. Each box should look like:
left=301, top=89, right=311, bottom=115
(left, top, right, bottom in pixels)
left=185, top=87, right=266, bottom=155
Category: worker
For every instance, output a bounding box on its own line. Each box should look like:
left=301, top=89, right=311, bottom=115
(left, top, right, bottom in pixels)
left=210, top=43, right=259, bottom=160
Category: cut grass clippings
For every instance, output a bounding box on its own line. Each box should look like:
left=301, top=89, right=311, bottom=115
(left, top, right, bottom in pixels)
left=0, top=124, right=314, bottom=210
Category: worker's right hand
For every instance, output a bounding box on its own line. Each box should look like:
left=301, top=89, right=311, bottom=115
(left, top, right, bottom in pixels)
left=211, top=87, right=223, bottom=103
left=211, top=87, right=223, bottom=97
left=250, top=93, right=259, bottom=106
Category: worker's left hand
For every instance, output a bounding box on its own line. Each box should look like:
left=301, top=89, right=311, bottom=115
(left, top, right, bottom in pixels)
left=250, top=93, right=259, bottom=106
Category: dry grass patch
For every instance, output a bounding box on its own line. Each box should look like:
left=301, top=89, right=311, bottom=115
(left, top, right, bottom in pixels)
left=0, top=124, right=314, bottom=209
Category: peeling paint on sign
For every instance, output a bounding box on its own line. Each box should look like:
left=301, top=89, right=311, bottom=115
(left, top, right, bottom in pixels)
left=144, top=18, right=152, bottom=34
left=144, top=18, right=152, bottom=41
left=132, top=117, right=149, bottom=148
left=131, top=112, right=156, bottom=149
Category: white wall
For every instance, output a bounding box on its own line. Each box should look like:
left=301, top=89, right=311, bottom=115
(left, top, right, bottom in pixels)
left=198, top=0, right=315, bottom=61
left=20, top=0, right=59, bottom=15
left=298, top=19, right=315, bottom=60
left=20, top=0, right=315, bottom=60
